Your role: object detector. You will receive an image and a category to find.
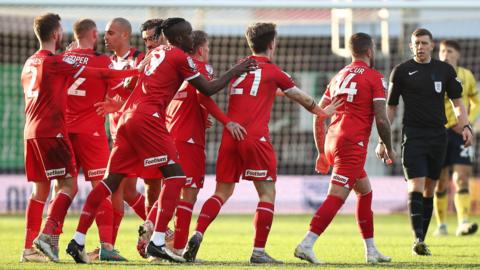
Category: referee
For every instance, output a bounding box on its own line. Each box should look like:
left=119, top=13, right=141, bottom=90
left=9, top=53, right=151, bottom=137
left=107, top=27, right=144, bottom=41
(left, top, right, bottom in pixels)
left=377, top=28, right=473, bottom=256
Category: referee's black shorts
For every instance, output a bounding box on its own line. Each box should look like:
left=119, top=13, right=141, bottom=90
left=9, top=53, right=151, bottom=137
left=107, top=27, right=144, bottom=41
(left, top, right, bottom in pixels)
left=401, top=126, right=447, bottom=180
left=443, top=128, right=473, bottom=167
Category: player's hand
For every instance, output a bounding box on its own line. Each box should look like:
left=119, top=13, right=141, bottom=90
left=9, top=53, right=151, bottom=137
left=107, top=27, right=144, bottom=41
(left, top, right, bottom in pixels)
left=206, top=116, right=214, bottom=129
left=231, top=58, right=258, bottom=76
left=315, top=153, right=330, bottom=174
left=320, top=98, right=343, bottom=117
left=226, top=121, right=247, bottom=140
left=375, top=142, right=386, bottom=160
left=66, top=41, right=78, bottom=51
left=383, top=148, right=396, bottom=165
left=463, top=126, right=474, bottom=147
left=94, top=96, right=123, bottom=116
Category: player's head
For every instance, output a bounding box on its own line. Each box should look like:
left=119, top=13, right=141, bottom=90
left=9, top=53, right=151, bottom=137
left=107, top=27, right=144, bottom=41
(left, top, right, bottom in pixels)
left=33, top=13, right=63, bottom=50
left=161, top=17, right=193, bottom=53
left=348, top=32, right=375, bottom=67
left=439, top=40, right=460, bottom=67
left=73, top=19, right=98, bottom=49
left=245, top=23, right=277, bottom=57
left=141, top=18, right=165, bottom=52
left=105, top=17, right=132, bottom=51
left=191, top=30, right=209, bottom=63
left=410, top=28, right=434, bottom=63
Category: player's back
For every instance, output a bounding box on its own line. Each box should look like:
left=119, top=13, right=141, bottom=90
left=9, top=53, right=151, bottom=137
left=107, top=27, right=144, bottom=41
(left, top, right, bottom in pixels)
left=326, top=61, right=386, bottom=145
left=22, top=50, right=75, bottom=139
left=125, top=45, right=199, bottom=118
left=227, top=55, right=294, bottom=138
left=64, top=48, right=112, bottom=135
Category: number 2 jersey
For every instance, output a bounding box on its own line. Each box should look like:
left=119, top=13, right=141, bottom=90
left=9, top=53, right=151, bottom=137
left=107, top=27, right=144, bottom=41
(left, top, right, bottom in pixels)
left=323, top=60, right=387, bottom=146
left=226, top=55, right=295, bottom=138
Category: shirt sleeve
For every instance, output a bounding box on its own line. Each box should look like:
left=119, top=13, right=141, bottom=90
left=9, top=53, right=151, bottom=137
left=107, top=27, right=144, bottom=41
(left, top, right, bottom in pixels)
left=371, top=71, right=387, bottom=101
left=275, top=68, right=296, bottom=91
left=197, top=92, right=230, bottom=125
left=446, top=65, right=462, bottom=100
left=178, top=53, right=200, bottom=81
left=387, top=65, right=402, bottom=106
left=465, top=69, right=480, bottom=123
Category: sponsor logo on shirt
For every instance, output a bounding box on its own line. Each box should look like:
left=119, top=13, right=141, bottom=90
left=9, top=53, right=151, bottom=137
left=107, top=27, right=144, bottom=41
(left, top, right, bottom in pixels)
left=245, top=169, right=268, bottom=178
left=144, top=155, right=168, bottom=167
left=87, top=168, right=106, bottom=178
left=331, top=173, right=349, bottom=184
left=45, top=168, right=66, bottom=178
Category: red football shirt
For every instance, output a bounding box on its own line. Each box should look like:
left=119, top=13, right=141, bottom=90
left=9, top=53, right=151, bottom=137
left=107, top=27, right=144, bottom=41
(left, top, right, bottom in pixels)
left=226, top=55, right=295, bottom=138
left=65, top=48, right=121, bottom=136
left=166, top=58, right=214, bottom=147
left=22, top=50, right=87, bottom=139
left=108, top=47, right=144, bottom=139
left=123, top=45, right=200, bottom=119
left=323, top=60, right=387, bottom=145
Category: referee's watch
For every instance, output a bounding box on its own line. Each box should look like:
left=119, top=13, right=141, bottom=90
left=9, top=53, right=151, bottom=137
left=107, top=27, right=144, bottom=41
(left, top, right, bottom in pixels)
left=463, top=124, right=473, bottom=133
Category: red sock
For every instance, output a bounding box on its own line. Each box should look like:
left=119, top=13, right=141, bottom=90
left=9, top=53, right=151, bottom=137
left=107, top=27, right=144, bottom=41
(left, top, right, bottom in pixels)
left=24, top=199, right=45, bottom=249
left=195, top=195, right=224, bottom=235
left=76, top=183, right=111, bottom=234
left=127, top=193, right=146, bottom=220
left=356, top=191, right=374, bottom=239
left=111, top=209, right=124, bottom=246
left=309, top=195, right=344, bottom=235
left=147, top=201, right=158, bottom=224
left=42, top=192, right=72, bottom=235
left=254, top=201, right=275, bottom=248
left=154, top=177, right=185, bottom=232
left=46, top=198, right=63, bottom=235
left=95, top=198, right=114, bottom=244
left=173, top=200, right=194, bottom=250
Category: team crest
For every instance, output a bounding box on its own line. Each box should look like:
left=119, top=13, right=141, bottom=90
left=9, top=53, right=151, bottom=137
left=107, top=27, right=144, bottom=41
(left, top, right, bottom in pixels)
left=434, top=81, right=442, bottom=93
left=381, top=78, right=388, bottom=90
left=187, top=56, right=196, bottom=70
left=206, top=64, right=214, bottom=77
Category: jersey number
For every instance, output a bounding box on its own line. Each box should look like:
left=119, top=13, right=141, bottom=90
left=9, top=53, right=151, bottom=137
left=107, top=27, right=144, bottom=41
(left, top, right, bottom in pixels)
left=231, top=69, right=262, bottom=96
left=333, top=73, right=358, bottom=102
left=26, top=66, right=39, bottom=98
left=67, top=78, right=87, bottom=96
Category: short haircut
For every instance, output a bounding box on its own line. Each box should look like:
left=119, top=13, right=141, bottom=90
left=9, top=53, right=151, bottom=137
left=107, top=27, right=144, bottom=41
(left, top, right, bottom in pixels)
left=73, top=19, right=96, bottom=40
left=440, top=39, right=461, bottom=52
left=111, top=17, right=132, bottom=35
left=245, top=23, right=277, bottom=54
left=161, top=17, right=187, bottom=41
left=141, top=18, right=164, bottom=39
left=412, top=28, right=433, bottom=40
left=348, top=32, right=374, bottom=57
left=33, top=13, right=61, bottom=42
left=192, top=30, right=208, bottom=51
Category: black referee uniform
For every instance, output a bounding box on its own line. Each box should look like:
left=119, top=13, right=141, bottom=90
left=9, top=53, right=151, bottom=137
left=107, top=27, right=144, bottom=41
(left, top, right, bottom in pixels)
left=387, top=58, right=462, bottom=244
left=388, top=58, right=462, bottom=180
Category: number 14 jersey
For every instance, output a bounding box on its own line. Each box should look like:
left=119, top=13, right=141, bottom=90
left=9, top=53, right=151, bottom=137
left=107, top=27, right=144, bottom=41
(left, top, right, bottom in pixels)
left=323, top=60, right=387, bottom=144
left=227, top=55, right=295, bottom=138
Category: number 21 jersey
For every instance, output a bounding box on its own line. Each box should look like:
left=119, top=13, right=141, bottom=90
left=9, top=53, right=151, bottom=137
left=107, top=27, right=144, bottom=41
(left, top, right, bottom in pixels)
left=227, top=55, right=295, bottom=138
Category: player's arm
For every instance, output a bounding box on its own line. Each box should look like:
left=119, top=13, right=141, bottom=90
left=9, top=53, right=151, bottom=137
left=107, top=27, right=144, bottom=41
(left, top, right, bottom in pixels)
left=78, top=66, right=139, bottom=80
left=467, top=72, right=480, bottom=123
left=189, top=58, right=257, bottom=96
left=313, top=96, right=331, bottom=173
left=197, top=93, right=247, bottom=140
left=374, top=100, right=395, bottom=163
left=450, top=98, right=473, bottom=146
left=283, top=86, right=342, bottom=118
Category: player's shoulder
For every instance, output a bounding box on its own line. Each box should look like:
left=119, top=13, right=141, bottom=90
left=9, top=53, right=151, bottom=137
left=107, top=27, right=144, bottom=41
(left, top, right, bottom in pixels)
left=458, top=66, right=475, bottom=79
left=365, top=66, right=384, bottom=79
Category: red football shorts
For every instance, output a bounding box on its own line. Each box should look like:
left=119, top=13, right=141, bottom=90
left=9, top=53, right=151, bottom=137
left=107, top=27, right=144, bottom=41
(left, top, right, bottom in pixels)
left=324, top=134, right=367, bottom=189
left=107, top=112, right=179, bottom=176
left=216, top=132, right=277, bottom=183
left=68, top=133, right=109, bottom=181
left=175, top=140, right=206, bottom=188
left=24, top=137, right=78, bottom=182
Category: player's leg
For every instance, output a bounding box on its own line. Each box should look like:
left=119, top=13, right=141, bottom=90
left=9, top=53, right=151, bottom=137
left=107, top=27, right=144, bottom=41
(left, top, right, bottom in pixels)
left=249, top=180, right=281, bottom=264
left=144, top=178, right=161, bottom=217
left=173, top=187, right=199, bottom=255
left=433, top=167, right=450, bottom=236
left=22, top=181, right=50, bottom=263
left=353, top=176, right=391, bottom=264
left=295, top=182, right=350, bottom=264
left=452, top=164, right=478, bottom=235
left=123, top=177, right=147, bottom=220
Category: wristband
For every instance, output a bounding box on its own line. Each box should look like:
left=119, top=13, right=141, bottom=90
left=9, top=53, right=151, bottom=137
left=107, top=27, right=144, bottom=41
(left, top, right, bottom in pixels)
left=464, top=124, right=473, bottom=133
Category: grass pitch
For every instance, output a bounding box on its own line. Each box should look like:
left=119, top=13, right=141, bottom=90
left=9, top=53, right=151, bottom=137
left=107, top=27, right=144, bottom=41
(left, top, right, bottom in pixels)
left=1, top=214, right=479, bottom=269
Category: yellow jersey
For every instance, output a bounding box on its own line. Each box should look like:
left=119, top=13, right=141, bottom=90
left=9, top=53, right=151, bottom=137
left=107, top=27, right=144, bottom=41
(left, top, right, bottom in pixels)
left=444, top=66, right=480, bottom=128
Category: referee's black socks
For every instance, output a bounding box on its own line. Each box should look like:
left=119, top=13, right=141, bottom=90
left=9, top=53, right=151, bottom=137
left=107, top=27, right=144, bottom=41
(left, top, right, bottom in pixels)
left=422, top=196, right=434, bottom=241
left=408, top=192, right=424, bottom=241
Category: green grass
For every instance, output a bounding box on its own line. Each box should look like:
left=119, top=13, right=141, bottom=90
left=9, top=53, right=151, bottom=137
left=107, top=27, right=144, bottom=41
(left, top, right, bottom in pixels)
left=1, top=214, right=479, bottom=269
